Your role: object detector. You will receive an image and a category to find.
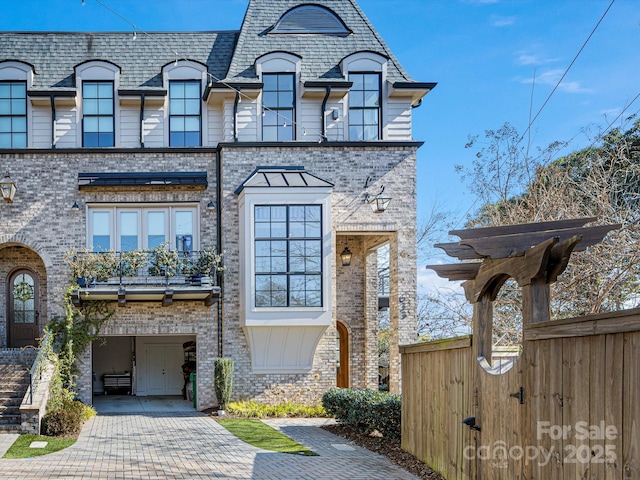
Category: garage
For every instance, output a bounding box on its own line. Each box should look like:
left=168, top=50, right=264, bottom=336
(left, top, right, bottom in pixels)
left=92, top=335, right=196, bottom=399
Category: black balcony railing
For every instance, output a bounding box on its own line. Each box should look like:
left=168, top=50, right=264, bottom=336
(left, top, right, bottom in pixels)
left=68, top=249, right=223, bottom=287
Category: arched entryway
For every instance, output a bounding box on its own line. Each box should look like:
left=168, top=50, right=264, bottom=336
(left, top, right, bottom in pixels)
left=336, top=321, right=349, bottom=387
left=7, top=269, right=39, bottom=348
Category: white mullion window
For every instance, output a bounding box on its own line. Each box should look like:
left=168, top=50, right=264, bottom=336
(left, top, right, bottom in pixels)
left=90, top=210, right=113, bottom=252
left=173, top=208, right=195, bottom=253
left=145, top=209, right=168, bottom=249
left=88, top=205, right=198, bottom=252
left=118, top=210, right=140, bottom=251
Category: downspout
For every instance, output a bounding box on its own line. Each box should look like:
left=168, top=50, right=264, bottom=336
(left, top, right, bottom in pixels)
left=233, top=89, right=241, bottom=142
left=216, top=148, right=224, bottom=356
left=320, top=85, right=331, bottom=142
left=140, top=93, right=145, bottom=148
left=50, top=94, right=56, bottom=149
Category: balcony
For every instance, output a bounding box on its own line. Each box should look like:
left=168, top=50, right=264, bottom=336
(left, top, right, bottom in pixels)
left=68, top=248, right=222, bottom=307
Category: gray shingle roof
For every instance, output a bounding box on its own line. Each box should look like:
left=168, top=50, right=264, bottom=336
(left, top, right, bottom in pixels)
left=225, top=0, right=415, bottom=84
left=0, top=32, right=238, bottom=90
left=0, top=0, right=420, bottom=90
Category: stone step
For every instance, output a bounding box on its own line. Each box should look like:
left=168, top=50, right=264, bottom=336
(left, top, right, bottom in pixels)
left=0, top=424, right=22, bottom=433
left=0, top=397, right=22, bottom=408
left=0, top=414, right=21, bottom=425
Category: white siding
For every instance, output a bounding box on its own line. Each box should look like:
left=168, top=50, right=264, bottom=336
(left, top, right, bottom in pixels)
left=54, top=107, right=77, bottom=148
left=119, top=107, right=140, bottom=147
left=324, top=99, right=347, bottom=142
left=385, top=98, right=412, bottom=141
left=30, top=107, right=52, bottom=148
left=236, top=102, right=257, bottom=142
left=298, top=100, right=320, bottom=141
left=142, top=106, right=164, bottom=148
left=206, top=105, right=223, bottom=144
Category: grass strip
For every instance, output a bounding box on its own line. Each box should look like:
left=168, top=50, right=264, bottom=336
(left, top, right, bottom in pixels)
left=3, top=434, right=76, bottom=459
left=217, top=418, right=318, bottom=456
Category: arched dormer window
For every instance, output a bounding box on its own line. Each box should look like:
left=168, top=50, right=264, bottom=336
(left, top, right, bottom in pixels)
left=341, top=52, right=388, bottom=141
left=269, top=5, right=351, bottom=36
left=75, top=61, right=121, bottom=147
left=256, top=53, right=301, bottom=141
left=0, top=61, right=34, bottom=148
left=163, top=61, right=207, bottom=146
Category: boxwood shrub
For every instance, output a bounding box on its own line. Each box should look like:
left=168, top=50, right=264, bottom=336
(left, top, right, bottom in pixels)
left=321, top=387, right=401, bottom=439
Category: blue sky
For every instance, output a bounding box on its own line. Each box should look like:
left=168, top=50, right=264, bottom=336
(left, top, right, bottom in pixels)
left=2, top=0, right=639, bottom=239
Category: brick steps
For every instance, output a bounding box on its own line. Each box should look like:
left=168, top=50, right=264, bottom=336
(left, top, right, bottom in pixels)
left=0, top=358, right=33, bottom=433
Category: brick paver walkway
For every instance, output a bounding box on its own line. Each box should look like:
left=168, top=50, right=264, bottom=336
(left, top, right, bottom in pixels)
left=0, top=413, right=419, bottom=479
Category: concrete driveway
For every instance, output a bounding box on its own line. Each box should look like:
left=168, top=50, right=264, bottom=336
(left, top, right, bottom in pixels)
left=0, top=397, right=419, bottom=479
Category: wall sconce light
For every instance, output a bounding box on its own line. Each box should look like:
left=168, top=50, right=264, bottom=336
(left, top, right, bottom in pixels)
left=207, top=201, right=215, bottom=211
left=340, top=243, right=352, bottom=267
left=0, top=172, right=17, bottom=203
left=71, top=201, right=80, bottom=211
left=364, top=184, right=391, bottom=213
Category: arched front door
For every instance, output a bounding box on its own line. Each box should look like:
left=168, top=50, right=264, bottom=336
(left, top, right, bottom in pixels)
left=8, top=269, right=39, bottom=348
left=336, top=321, right=349, bottom=387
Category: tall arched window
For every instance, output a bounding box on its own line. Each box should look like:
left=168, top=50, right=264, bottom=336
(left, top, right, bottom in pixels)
left=8, top=269, right=39, bottom=348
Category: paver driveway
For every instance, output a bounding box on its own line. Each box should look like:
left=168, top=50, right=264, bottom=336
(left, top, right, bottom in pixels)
left=0, top=413, right=419, bottom=479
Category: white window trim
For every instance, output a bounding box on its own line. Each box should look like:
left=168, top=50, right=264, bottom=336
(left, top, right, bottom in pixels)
left=0, top=61, right=35, bottom=148
left=340, top=52, right=388, bottom=140
left=163, top=61, right=208, bottom=146
left=256, top=52, right=301, bottom=140
left=87, top=203, right=200, bottom=252
left=238, top=187, right=333, bottom=327
left=75, top=61, right=120, bottom=148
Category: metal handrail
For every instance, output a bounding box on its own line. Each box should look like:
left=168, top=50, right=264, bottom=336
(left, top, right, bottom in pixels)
left=27, top=330, right=52, bottom=405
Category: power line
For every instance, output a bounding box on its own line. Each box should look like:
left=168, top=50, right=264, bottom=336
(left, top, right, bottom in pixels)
left=91, top=0, right=331, bottom=141
left=518, top=0, right=615, bottom=145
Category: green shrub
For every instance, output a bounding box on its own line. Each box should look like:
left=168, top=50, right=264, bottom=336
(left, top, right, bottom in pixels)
left=41, top=400, right=95, bottom=437
left=321, top=387, right=401, bottom=439
left=227, top=400, right=326, bottom=418
left=214, top=357, right=234, bottom=410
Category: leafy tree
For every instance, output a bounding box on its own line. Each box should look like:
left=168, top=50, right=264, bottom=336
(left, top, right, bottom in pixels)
left=459, top=118, right=640, bottom=319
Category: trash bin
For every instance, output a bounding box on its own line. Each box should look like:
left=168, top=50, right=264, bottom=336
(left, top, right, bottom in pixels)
left=190, top=372, right=197, bottom=408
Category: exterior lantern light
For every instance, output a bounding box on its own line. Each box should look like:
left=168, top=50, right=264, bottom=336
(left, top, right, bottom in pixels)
left=364, top=184, right=391, bottom=213
left=71, top=201, right=80, bottom=211
left=340, top=243, right=352, bottom=267
left=0, top=172, right=17, bottom=203
left=207, top=201, right=215, bottom=211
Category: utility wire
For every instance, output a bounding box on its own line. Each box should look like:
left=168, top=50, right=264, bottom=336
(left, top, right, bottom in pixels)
left=518, top=0, right=615, bottom=145
left=91, top=0, right=334, bottom=141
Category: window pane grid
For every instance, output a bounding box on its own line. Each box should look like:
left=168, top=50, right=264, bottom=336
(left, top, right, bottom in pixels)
left=262, top=73, right=295, bottom=141
left=83, top=81, right=114, bottom=147
left=0, top=81, right=27, bottom=147
left=348, top=73, right=380, bottom=141
left=170, top=80, right=201, bottom=146
left=254, top=205, right=322, bottom=307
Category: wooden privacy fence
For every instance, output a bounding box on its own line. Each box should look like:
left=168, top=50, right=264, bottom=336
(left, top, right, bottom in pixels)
left=403, top=218, right=638, bottom=479
left=401, top=308, right=640, bottom=479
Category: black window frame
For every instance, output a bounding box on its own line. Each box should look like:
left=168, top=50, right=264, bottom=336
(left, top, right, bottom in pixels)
left=0, top=81, right=27, bottom=148
left=254, top=204, right=323, bottom=308
left=348, top=72, right=382, bottom=141
left=169, top=80, right=202, bottom=147
left=82, top=80, right=115, bottom=147
left=262, top=73, right=296, bottom=141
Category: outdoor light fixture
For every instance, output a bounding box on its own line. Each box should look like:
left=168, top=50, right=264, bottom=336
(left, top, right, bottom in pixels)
left=71, top=201, right=80, bottom=211
left=340, top=243, right=353, bottom=267
left=207, top=201, right=215, bottom=211
left=0, top=172, right=17, bottom=203
left=364, top=185, right=391, bottom=213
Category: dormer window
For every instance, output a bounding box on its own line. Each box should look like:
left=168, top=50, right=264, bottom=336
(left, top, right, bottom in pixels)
left=0, top=81, right=27, bottom=148
left=348, top=73, right=380, bottom=140
left=269, top=5, right=351, bottom=36
left=169, top=80, right=201, bottom=147
left=82, top=81, right=114, bottom=147
left=262, top=73, right=295, bottom=141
